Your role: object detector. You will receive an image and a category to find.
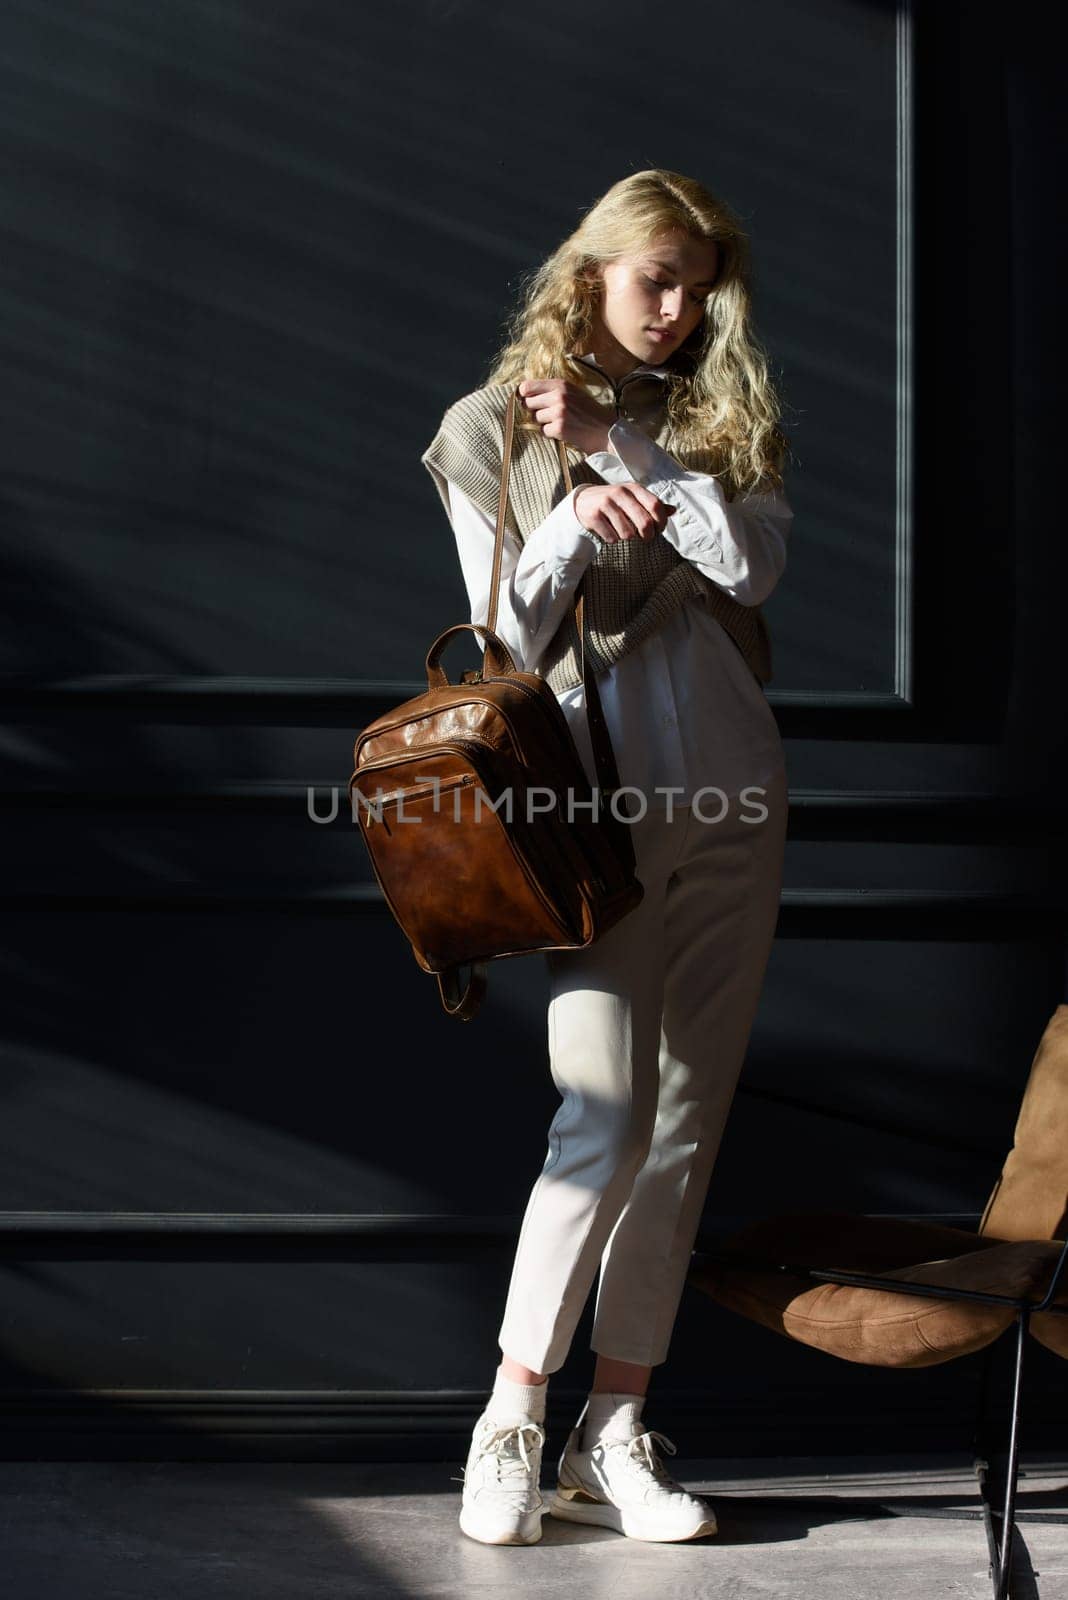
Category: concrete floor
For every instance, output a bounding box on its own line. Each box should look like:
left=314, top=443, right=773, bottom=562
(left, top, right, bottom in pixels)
left=2, top=1454, right=1067, bottom=1598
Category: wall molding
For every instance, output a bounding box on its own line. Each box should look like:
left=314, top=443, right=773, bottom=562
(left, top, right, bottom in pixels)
left=0, top=1210, right=985, bottom=1250
left=1, top=783, right=1063, bottom=846
left=5, top=1379, right=1054, bottom=1463
left=894, top=0, right=915, bottom=708
left=0, top=676, right=926, bottom=730
left=2, top=888, right=1061, bottom=939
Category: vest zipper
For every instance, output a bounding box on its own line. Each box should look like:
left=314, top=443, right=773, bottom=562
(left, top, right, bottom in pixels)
left=574, top=356, right=659, bottom=419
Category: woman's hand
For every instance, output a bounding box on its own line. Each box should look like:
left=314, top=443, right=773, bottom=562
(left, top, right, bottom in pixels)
left=517, top=377, right=675, bottom=544
left=571, top=482, right=676, bottom=545
left=517, top=378, right=615, bottom=456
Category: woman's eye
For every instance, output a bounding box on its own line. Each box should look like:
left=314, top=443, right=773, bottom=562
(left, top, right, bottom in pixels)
left=641, top=273, right=706, bottom=307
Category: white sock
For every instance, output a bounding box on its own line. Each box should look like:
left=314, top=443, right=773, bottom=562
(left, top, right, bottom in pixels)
left=483, top=1365, right=548, bottom=1426
left=581, top=1389, right=646, bottom=1450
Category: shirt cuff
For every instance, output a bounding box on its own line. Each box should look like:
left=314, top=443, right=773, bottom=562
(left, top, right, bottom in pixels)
left=584, top=421, right=651, bottom=480
left=527, top=484, right=603, bottom=563
left=608, top=419, right=724, bottom=495
left=586, top=421, right=727, bottom=565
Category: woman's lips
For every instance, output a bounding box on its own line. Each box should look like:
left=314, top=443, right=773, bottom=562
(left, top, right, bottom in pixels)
left=647, top=327, right=675, bottom=341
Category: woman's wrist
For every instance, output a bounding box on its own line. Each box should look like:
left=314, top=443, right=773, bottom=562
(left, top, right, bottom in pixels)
left=572, top=485, right=602, bottom=542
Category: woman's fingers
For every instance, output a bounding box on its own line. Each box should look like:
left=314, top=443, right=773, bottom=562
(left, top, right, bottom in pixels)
left=575, top=483, right=675, bottom=543
left=626, top=482, right=676, bottom=530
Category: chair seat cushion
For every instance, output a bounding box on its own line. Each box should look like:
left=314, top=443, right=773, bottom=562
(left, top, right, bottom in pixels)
left=688, top=1212, right=1067, bottom=1368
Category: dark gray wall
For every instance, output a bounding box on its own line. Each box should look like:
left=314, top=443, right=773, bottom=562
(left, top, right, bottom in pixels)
left=1, top=0, right=1064, bottom=1460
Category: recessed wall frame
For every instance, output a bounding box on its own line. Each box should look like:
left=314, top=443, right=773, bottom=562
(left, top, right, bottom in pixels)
left=0, top=7, right=919, bottom=744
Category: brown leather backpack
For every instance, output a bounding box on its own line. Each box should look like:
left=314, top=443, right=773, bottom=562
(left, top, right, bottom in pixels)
left=348, top=386, right=645, bottom=1020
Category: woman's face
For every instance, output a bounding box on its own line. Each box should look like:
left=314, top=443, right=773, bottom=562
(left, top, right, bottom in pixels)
left=591, top=231, right=719, bottom=367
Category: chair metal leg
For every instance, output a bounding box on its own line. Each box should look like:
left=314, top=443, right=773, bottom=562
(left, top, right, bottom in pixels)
left=972, top=1311, right=1030, bottom=1600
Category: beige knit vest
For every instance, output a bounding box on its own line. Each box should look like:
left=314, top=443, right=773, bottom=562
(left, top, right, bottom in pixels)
left=421, top=379, right=772, bottom=696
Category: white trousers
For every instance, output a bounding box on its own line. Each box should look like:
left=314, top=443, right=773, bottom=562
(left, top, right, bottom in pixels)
left=496, top=765, right=789, bottom=1374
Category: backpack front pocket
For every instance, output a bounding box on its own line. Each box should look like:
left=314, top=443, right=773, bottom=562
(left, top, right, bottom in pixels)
left=352, top=744, right=576, bottom=968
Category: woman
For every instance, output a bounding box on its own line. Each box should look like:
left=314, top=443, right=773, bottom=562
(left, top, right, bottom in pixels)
left=421, top=168, right=794, bottom=1547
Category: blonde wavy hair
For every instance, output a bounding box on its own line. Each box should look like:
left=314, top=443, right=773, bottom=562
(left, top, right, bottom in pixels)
left=482, top=168, right=791, bottom=498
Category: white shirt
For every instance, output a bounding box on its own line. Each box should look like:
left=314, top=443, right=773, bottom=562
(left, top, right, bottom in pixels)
left=443, top=360, right=793, bottom=811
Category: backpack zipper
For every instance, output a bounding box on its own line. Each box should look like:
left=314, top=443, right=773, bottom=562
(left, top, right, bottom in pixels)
left=352, top=737, right=498, bottom=829
left=370, top=771, right=474, bottom=812
left=477, top=674, right=589, bottom=779
left=480, top=673, right=615, bottom=830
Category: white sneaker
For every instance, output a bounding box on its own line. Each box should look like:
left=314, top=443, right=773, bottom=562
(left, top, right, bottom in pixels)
left=548, top=1411, right=718, bottom=1542
left=458, top=1412, right=548, bottom=1545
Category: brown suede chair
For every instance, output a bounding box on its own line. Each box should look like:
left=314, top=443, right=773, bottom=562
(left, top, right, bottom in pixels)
left=687, top=1003, right=1068, bottom=1600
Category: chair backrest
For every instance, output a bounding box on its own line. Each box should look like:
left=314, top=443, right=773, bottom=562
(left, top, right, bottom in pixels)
left=978, top=1003, right=1068, bottom=1241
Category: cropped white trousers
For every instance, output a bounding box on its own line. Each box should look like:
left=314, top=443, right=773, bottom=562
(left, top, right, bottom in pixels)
left=496, top=763, right=789, bottom=1374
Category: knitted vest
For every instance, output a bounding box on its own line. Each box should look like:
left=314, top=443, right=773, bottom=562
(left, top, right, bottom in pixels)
left=421, top=379, right=772, bottom=695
